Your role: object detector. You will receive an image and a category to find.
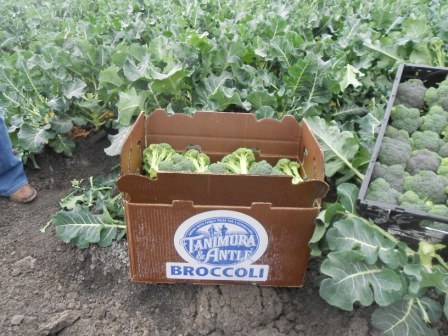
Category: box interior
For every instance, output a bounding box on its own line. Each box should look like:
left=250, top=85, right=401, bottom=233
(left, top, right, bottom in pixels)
left=119, top=110, right=327, bottom=208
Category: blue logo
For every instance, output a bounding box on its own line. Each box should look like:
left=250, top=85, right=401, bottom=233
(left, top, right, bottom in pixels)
left=180, top=216, right=260, bottom=266
left=170, top=210, right=269, bottom=281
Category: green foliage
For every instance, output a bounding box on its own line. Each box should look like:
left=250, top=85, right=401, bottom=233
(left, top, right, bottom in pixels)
left=44, top=171, right=126, bottom=248
left=2, top=0, right=447, bottom=169
left=314, top=183, right=448, bottom=336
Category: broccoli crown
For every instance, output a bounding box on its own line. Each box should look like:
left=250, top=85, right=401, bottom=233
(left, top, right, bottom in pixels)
left=378, top=136, right=412, bottom=167
left=274, top=158, right=303, bottom=184
left=395, top=79, right=426, bottom=110
left=207, top=162, right=229, bottom=174
left=372, top=162, right=409, bottom=192
left=411, top=130, right=443, bottom=152
left=390, top=104, right=421, bottom=134
left=183, top=149, right=211, bottom=172
left=420, top=105, right=448, bottom=134
left=428, top=204, right=448, bottom=217
left=406, top=149, right=441, bottom=175
left=222, top=148, right=256, bottom=174
left=403, top=170, right=448, bottom=204
left=365, top=178, right=401, bottom=205
left=439, top=143, right=448, bottom=157
left=437, top=157, right=448, bottom=178
left=398, top=190, right=432, bottom=212
left=158, top=153, right=196, bottom=172
left=143, top=143, right=176, bottom=178
left=385, top=125, right=412, bottom=146
left=424, top=79, right=448, bottom=111
left=247, top=160, right=282, bottom=176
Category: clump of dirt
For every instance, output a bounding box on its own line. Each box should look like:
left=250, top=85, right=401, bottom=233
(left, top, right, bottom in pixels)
left=0, top=136, right=445, bottom=336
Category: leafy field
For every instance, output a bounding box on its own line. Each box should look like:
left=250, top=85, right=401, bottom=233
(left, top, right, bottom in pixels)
left=2, top=0, right=448, bottom=335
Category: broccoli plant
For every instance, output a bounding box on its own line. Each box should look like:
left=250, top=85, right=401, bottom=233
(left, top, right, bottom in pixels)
left=274, top=158, right=304, bottom=184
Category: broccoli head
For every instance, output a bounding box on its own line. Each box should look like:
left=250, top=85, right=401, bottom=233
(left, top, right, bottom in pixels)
left=158, top=153, right=196, bottom=172
left=424, top=78, right=448, bottom=111
left=421, top=204, right=448, bottom=231
left=183, top=149, right=211, bottom=172
left=439, top=143, right=448, bottom=158
left=274, top=158, right=303, bottom=184
left=385, top=125, right=412, bottom=146
left=248, top=160, right=285, bottom=176
left=403, top=170, right=448, bottom=204
left=143, top=143, right=176, bottom=178
left=406, top=149, right=441, bottom=175
left=411, top=130, right=443, bottom=152
left=365, top=178, right=401, bottom=205
left=372, top=162, right=409, bottom=192
left=398, top=190, right=432, bottom=212
left=420, top=105, right=448, bottom=134
left=395, top=78, right=427, bottom=110
left=390, top=104, right=421, bottom=134
left=222, top=148, right=256, bottom=174
left=437, top=157, right=448, bottom=178
left=377, top=136, right=412, bottom=167
left=207, top=162, right=229, bottom=174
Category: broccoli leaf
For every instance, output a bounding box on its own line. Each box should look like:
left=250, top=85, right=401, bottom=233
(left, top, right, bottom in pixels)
left=319, top=250, right=403, bottom=311
left=372, top=297, right=441, bottom=336
left=304, top=116, right=364, bottom=180
left=52, top=205, right=125, bottom=249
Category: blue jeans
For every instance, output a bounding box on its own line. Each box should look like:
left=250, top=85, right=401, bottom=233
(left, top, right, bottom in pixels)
left=0, top=112, right=28, bottom=196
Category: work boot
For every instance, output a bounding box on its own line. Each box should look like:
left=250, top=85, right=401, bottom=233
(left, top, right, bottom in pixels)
left=9, top=184, right=37, bottom=203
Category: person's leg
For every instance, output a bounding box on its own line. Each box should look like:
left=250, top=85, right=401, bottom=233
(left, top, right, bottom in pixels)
left=0, top=114, right=29, bottom=197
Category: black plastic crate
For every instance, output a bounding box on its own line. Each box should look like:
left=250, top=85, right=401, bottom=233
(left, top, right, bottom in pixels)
left=357, top=63, right=448, bottom=247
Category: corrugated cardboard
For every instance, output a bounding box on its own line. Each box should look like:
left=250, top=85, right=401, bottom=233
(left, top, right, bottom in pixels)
left=117, top=109, right=328, bottom=287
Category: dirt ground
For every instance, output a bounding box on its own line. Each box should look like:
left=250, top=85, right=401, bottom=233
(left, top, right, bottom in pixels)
left=0, top=136, right=418, bottom=336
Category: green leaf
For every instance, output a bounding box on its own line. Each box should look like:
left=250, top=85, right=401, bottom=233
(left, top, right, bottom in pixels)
left=17, top=123, right=55, bottom=153
left=50, top=117, right=73, bottom=134
left=123, top=56, right=150, bottom=82
left=116, top=88, right=147, bottom=126
left=150, top=64, right=190, bottom=94
left=326, top=217, right=404, bottom=268
left=62, top=78, right=87, bottom=99
left=49, top=134, right=75, bottom=156
left=304, top=116, right=363, bottom=180
left=52, top=206, right=125, bottom=249
left=372, top=297, right=440, bottom=336
left=337, top=183, right=359, bottom=213
left=104, top=125, right=132, bottom=156
left=319, top=250, right=402, bottom=311
left=99, top=65, right=124, bottom=87
left=247, top=89, right=277, bottom=110
left=340, top=64, right=364, bottom=91
left=255, top=106, right=275, bottom=119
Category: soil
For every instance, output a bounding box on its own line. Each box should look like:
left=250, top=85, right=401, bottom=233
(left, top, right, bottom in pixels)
left=0, top=136, right=441, bottom=336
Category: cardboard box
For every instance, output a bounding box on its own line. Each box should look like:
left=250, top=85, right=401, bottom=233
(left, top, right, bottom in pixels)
left=357, top=64, right=448, bottom=247
left=117, top=109, right=328, bottom=287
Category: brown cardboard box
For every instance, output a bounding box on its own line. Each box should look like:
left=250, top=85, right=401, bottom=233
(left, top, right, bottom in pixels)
left=117, top=109, right=328, bottom=287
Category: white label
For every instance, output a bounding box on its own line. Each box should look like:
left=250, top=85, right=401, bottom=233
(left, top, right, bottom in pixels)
left=168, top=210, right=269, bottom=281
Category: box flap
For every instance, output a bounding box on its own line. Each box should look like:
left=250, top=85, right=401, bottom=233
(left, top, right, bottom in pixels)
left=145, top=109, right=302, bottom=160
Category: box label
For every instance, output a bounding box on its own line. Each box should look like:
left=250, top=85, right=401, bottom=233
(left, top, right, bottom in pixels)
left=168, top=210, right=269, bottom=281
